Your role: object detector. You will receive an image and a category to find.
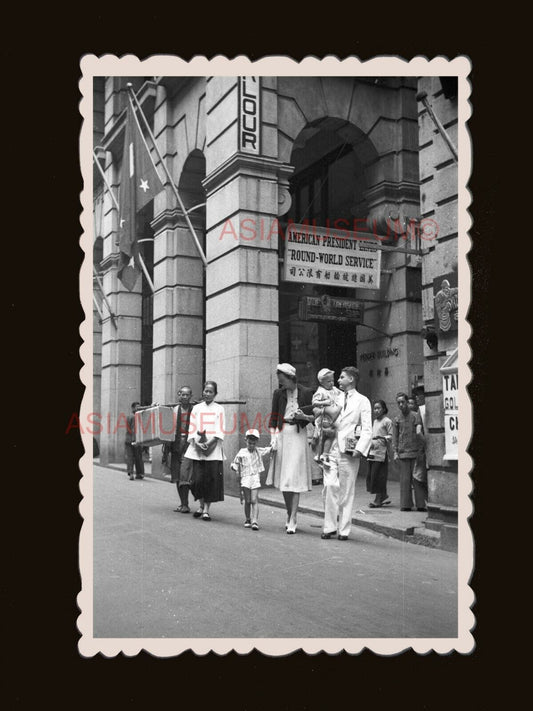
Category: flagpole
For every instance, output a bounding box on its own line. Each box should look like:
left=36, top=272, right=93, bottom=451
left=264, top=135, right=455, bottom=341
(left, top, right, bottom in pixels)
left=92, top=149, right=155, bottom=293
left=126, top=84, right=208, bottom=268
left=127, top=94, right=167, bottom=190
left=416, top=90, right=458, bottom=163
left=93, top=292, right=104, bottom=322
left=93, top=149, right=120, bottom=212
left=138, top=252, right=155, bottom=292
left=93, top=265, right=118, bottom=329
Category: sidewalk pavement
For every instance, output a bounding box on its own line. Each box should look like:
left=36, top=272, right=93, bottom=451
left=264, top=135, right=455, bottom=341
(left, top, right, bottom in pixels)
left=97, top=458, right=441, bottom=548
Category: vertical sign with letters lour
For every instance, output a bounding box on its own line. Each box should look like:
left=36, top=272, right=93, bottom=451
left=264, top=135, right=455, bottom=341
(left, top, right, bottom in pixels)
left=239, top=77, right=260, bottom=154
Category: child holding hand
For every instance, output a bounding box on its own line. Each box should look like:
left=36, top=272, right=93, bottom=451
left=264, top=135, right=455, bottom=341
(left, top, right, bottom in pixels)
left=231, top=429, right=272, bottom=530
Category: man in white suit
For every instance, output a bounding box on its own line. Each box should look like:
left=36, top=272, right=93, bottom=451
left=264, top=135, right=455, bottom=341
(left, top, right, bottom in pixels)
left=321, top=366, right=372, bottom=541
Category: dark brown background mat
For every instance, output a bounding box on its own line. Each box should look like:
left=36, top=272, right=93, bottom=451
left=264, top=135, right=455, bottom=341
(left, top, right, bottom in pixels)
left=5, top=17, right=496, bottom=708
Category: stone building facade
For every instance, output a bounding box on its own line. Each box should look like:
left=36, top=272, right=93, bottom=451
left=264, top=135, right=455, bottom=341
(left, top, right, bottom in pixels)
left=92, top=74, right=459, bottom=547
left=417, top=76, right=459, bottom=550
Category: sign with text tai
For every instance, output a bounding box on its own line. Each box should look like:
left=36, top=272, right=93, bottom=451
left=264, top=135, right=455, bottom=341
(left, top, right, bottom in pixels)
left=440, top=349, right=458, bottom=461
left=283, top=223, right=381, bottom=290
left=238, top=77, right=260, bottom=154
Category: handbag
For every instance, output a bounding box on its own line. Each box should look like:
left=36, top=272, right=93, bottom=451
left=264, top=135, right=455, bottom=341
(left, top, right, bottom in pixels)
left=265, top=449, right=276, bottom=486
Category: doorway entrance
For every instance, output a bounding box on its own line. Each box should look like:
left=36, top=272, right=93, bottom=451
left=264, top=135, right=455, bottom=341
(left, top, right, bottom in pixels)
left=279, top=126, right=367, bottom=388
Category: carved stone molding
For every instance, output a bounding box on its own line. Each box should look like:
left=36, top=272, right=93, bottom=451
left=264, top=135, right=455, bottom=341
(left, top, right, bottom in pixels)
left=202, top=152, right=294, bottom=196
left=277, top=187, right=292, bottom=216
left=364, top=181, right=420, bottom=234
left=100, top=252, right=120, bottom=272
left=151, top=207, right=204, bottom=236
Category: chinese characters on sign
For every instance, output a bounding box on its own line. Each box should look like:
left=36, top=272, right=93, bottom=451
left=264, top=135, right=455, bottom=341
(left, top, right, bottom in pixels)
left=283, top=223, right=381, bottom=290
left=238, top=77, right=260, bottom=154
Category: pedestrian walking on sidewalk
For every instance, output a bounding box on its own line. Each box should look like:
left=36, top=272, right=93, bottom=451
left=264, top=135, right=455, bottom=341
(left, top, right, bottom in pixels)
left=184, top=381, right=226, bottom=521
left=125, top=402, right=144, bottom=480
left=321, top=366, right=372, bottom=541
left=393, top=393, right=427, bottom=512
left=266, top=363, right=315, bottom=534
left=408, top=394, right=429, bottom=504
left=366, top=400, right=393, bottom=508
left=231, top=429, right=272, bottom=530
left=169, top=386, right=196, bottom=514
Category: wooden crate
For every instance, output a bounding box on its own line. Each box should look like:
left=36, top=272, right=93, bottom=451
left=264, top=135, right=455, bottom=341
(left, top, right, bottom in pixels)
left=134, top=406, right=175, bottom=447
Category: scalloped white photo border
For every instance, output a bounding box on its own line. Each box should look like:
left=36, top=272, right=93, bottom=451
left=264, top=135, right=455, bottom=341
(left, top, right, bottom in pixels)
left=78, top=54, right=474, bottom=657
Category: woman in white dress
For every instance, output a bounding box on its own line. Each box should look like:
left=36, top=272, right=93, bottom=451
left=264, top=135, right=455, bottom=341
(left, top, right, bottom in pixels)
left=184, top=381, right=226, bottom=521
left=266, top=363, right=314, bottom=534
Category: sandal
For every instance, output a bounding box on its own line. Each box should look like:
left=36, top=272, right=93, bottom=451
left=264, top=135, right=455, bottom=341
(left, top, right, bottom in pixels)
left=202, top=512, right=211, bottom=521
left=193, top=509, right=204, bottom=518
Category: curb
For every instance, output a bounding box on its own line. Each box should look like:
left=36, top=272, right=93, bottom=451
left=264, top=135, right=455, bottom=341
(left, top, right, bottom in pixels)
left=258, top=495, right=421, bottom=546
left=95, top=463, right=440, bottom=548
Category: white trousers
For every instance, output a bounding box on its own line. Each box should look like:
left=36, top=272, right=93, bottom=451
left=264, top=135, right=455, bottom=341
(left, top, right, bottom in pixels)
left=322, top=446, right=361, bottom=537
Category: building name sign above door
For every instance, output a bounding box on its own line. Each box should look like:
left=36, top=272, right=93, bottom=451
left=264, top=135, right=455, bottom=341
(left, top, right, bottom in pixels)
left=284, top=223, right=382, bottom=290
left=298, top=295, right=364, bottom=323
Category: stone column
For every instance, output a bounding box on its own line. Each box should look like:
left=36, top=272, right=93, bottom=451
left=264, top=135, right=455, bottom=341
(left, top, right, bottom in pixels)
left=417, top=76, right=459, bottom=550
left=203, top=77, right=287, bottom=488
left=150, top=210, right=205, bottom=475
left=355, top=78, right=423, bottom=437
left=93, top=297, right=102, bottom=456
left=97, top=149, right=143, bottom=465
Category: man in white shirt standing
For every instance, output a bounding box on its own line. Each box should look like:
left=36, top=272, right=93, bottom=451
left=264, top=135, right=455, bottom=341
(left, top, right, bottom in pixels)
left=321, top=366, right=372, bottom=541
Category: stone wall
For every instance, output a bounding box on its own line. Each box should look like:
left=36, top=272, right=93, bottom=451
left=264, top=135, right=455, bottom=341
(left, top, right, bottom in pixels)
left=417, top=76, right=459, bottom=535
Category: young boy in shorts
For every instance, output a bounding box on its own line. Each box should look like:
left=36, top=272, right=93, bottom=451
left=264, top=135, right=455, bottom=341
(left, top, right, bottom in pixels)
left=230, top=429, right=272, bottom=530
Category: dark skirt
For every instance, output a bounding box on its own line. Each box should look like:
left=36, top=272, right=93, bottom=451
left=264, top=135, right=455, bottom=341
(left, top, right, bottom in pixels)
left=366, top=459, right=389, bottom=495
left=190, top=459, right=224, bottom=503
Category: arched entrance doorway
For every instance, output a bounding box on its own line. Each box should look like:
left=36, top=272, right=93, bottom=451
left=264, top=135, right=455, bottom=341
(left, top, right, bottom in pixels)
left=279, top=118, right=378, bottom=387
left=176, top=148, right=207, bottom=389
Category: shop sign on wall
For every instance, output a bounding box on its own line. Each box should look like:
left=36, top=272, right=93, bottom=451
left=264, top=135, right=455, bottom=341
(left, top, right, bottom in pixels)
left=440, top=349, right=458, bottom=461
left=283, top=223, right=381, bottom=290
left=298, top=295, right=363, bottom=323
left=238, top=77, right=260, bottom=154
left=359, top=347, right=400, bottom=362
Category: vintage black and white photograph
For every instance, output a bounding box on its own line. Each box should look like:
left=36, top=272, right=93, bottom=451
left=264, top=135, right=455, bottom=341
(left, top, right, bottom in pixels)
left=78, top=55, right=473, bottom=656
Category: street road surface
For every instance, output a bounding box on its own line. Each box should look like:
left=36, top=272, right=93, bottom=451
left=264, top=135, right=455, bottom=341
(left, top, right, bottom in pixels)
left=92, top=465, right=457, bottom=638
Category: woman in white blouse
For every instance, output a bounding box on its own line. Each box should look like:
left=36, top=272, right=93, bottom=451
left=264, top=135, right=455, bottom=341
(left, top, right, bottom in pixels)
left=366, top=399, right=393, bottom=508
left=184, top=381, right=226, bottom=521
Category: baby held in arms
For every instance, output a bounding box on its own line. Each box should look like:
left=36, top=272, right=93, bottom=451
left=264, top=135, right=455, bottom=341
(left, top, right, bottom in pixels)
left=312, top=368, right=342, bottom=466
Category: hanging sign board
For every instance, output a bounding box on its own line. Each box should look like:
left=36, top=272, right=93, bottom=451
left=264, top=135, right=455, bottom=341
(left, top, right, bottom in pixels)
left=440, top=349, right=458, bottom=461
left=283, top=223, right=381, bottom=290
left=299, top=295, right=363, bottom=323
left=238, top=77, right=260, bottom=154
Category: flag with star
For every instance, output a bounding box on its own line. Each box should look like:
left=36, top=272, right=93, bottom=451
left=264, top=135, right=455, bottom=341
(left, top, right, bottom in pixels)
left=117, top=100, right=164, bottom=291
